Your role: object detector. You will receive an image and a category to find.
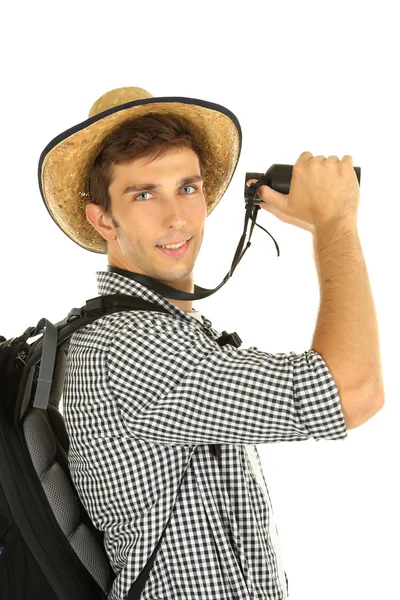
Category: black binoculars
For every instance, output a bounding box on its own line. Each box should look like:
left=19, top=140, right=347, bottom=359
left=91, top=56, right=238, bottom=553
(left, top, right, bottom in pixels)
left=244, top=163, right=361, bottom=206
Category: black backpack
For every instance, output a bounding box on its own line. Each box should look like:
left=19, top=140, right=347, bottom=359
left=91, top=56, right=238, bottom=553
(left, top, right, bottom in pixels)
left=0, top=293, right=241, bottom=600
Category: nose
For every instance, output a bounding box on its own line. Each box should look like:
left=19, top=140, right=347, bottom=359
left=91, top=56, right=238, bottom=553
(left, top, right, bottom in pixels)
left=163, top=195, right=188, bottom=226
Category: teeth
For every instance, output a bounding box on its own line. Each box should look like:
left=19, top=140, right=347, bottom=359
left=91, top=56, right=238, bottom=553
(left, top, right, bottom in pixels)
left=161, top=240, right=187, bottom=249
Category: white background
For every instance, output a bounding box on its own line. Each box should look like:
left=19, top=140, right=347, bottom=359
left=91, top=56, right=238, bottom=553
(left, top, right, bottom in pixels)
left=1, top=1, right=399, bottom=599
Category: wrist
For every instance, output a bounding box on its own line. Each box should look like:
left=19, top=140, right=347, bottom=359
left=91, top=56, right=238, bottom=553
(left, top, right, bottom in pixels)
left=314, top=216, right=358, bottom=236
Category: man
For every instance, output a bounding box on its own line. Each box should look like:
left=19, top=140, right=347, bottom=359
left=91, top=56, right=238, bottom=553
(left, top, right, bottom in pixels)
left=39, top=86, right=384, bottom=600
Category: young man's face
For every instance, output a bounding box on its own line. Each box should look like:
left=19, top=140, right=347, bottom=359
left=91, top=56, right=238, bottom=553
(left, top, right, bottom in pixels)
left=86, top=146, right=207, bottom=312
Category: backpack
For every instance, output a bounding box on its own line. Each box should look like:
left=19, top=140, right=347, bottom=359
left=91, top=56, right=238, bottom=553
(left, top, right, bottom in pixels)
left=0, top=292, right=241, bottom=600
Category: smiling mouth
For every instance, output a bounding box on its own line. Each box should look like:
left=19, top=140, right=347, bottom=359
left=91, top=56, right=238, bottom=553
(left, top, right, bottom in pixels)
left=156, top=237, right=192, bottom=257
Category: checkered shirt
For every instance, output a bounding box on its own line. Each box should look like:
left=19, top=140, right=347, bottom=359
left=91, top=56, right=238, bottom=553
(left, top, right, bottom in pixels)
left=62, top=269, right=348, bottom=600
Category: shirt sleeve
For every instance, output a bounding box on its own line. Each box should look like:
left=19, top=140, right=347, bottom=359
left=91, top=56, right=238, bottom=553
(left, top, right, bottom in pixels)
left=106, top=320, right=348, bottom=446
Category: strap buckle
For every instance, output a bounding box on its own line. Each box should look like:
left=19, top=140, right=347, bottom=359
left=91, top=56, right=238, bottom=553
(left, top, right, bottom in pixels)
left=217, top=331, right=242, bottom=348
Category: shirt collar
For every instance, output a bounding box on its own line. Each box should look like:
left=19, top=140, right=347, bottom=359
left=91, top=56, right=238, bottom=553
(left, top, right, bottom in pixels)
left=96, top=269, right=214, bottom=329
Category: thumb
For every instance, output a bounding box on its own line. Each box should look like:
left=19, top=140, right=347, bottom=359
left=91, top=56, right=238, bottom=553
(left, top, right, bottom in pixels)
left=246, top=179, right=285, bottom=208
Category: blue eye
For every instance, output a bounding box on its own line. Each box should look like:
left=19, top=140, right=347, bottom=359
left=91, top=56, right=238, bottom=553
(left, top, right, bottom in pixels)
left=134, top=185, right=197, bottom=201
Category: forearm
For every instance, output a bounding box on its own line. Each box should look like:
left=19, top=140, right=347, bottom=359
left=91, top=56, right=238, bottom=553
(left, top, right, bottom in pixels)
left=311, top=217, right=384, bottom=402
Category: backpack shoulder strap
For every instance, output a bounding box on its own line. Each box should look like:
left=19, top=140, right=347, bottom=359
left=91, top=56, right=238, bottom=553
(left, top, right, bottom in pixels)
left=31, top=294, right=170, bottom=410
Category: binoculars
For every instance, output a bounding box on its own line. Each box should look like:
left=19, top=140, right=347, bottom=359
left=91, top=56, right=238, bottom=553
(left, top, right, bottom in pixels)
left=244, top=163, right=361, bottom=206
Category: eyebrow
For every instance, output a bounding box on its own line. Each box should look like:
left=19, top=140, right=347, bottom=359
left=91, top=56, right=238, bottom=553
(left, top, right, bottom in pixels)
left=122, top=175, right=204, bottom=195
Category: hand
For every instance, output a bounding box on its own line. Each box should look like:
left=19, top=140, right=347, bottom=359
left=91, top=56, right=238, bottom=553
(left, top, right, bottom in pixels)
left=247, top=153, right=359, bottom=231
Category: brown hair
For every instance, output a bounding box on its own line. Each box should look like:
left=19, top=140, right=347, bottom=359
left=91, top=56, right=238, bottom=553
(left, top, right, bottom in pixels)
left=88, top=112, right=207, bottom=253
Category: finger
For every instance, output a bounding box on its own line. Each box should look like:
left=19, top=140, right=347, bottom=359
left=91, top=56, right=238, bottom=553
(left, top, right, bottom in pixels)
left=295, top=151, right=314, bottom=165
left=327, top=155, right=340, bottom=161
left=341, top=155, right=354, bottom=165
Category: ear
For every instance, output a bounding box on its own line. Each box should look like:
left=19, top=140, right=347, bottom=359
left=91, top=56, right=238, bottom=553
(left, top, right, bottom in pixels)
left=85, top=203, right=117, bottom=243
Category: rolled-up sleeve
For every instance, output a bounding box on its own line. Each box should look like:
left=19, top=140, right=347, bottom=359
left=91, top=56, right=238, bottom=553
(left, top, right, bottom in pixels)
left=107, top=321, right=348, bottom=446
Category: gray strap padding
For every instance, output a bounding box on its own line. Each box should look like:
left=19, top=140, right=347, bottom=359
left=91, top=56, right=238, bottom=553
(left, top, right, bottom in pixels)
left=33, top=318, right=57, bottom=409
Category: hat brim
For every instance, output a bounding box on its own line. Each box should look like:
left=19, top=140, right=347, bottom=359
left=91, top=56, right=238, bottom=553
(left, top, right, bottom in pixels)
left=38, top=96, right=242, bottom=254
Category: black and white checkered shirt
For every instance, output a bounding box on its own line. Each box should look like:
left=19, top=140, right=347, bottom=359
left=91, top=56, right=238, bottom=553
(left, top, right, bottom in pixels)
left=62, top=269, right=348, bottom=600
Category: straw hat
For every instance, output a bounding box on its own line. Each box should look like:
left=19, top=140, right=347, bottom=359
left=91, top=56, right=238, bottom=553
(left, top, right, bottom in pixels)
left=38, top=86, right=242, bottom=254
